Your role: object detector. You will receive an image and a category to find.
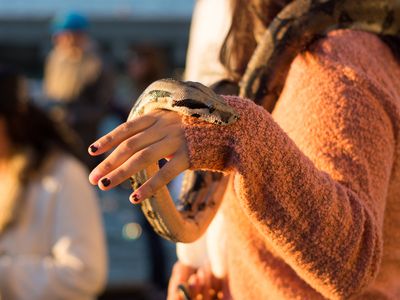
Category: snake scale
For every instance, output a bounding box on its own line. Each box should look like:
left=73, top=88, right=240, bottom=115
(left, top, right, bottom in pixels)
left=128, top=0, right=400, bottom=243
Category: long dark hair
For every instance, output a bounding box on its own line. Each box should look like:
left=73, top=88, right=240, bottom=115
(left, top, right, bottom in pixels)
left=0, top=65, right=82, bottom=185
left=381, top=35, right=400, bottom=61
left=220, top=0, right=291, bottom=82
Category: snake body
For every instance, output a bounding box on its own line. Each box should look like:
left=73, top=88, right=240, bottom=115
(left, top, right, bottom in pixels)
left=128, top=0, right=400, bottom=243
left=128, top=79, right=238, bottom=242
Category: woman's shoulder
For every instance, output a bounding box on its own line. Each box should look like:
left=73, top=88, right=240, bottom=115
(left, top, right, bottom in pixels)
left=304, top=29, right=399, bottom=80
left=287, top=29, right=400, bottom=110
left=317, top=29, right=386, bottom=51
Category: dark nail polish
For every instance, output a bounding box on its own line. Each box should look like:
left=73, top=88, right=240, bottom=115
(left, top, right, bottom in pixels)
left=89, top=145, right=98, bottom=153
left=131, top=194, right=140, bottom=203
left=101, top=178, right=111, bottom=187
left=177, top=284, right=191, bottom=300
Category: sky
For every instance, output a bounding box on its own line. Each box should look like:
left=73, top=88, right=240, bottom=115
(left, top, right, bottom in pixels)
left=0, top=0, right=195, bottom=19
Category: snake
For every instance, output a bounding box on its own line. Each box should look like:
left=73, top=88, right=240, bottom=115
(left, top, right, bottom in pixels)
left=128, top=79, right=238, bottom=243
left=128, top=0, right=400, bottom=243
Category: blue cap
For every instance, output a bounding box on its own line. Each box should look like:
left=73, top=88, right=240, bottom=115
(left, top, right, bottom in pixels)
left=52, top=11, right=89, bottom=35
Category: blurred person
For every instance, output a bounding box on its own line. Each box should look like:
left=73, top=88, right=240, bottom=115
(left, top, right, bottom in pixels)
left=127, top=44, right=168, bottom=100
left=0, top=66, right=107, bottom=300
left=43, top=11, right=113, bottom=168
left=87, top=0, right=400, bottom=299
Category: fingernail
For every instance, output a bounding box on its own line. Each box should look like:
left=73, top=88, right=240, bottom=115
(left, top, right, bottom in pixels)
left=177, top=284, right=191, bottom=300
left=130, top=193, right=140, bottom=203
left=101, top=178, right=111, bottom=187
left=188, top=274, right=197, bottom=287
left=89, top=144, right=98, bottom=153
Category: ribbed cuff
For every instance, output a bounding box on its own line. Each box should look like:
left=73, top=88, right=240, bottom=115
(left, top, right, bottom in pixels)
left=181, top=96, right=249, bottom=172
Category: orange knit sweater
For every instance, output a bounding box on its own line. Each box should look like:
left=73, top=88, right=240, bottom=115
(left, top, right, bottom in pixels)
left=182, top=30, right=400, bottom=299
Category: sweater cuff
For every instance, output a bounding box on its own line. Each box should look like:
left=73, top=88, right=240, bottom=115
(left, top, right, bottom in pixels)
left=181, top=96, right=249, bottom=172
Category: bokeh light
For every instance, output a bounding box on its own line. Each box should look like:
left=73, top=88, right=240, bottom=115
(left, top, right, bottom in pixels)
left=122, top=222, right=142, bottom=240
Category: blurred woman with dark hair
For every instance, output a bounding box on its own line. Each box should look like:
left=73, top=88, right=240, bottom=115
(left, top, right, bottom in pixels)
left=0, top=66, right=107, bottom=300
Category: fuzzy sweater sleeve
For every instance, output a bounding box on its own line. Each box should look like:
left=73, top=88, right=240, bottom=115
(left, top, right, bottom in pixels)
left=181, top=30, right=399, bottom=299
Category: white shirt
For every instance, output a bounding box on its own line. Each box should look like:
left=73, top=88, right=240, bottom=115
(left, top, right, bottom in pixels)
left=184, top=0, right=232, bottom=85
left=0, top=153, right=107, bottom=300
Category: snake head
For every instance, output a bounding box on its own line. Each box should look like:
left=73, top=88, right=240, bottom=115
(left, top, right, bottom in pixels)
left=130, top=78, right=239, bottom=125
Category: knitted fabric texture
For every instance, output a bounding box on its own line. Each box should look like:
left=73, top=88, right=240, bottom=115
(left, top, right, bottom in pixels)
left=181, top=30, right=400, bottom=299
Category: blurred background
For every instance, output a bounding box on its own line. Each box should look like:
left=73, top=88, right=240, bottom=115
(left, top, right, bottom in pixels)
left=0, top=1, right=195, bottom=299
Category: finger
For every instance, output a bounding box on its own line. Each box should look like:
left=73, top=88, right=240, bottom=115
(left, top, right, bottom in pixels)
left=188, top=274, right=201, bottom=299
left=201, top=267, right=212, bottom=300
left=88, top=113, right=158, bottom=156
left=207, top=264, right=223, bottom=298
left=168, top=262, right=196, bottom=300
left=196, top=268, right=208, bottom=300
left=89, top=125, right=166, bottom=184
left=210, top=277, right=223, bottom=300
left=173, top=261, right=197, bottom=281
left=198, top=264, right=222, bottom=300
left=98, top=137, right=180, bottom=190
left=211, top=278, right=223, bottom=300
left=177, top=283, right=191, bottom=300
left=221, top=279, right=230, bottom=300
left=129, top=150, right=189, bottom=204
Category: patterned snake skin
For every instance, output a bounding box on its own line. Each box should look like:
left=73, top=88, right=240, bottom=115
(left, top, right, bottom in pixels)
left=128, top=0, right=400, bottom=243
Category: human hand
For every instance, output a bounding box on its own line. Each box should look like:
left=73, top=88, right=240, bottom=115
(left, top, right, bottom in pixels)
left=167, top=261, right=228, bottom=300
left=88, top=110, right=189, bottom=203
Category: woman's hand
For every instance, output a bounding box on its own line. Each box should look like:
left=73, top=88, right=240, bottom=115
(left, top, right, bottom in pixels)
left=167, top=262, right=197, bottom=300
left=88, top=110, right=189, bottom=203
left=168, top=262, right=228, bottom=300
